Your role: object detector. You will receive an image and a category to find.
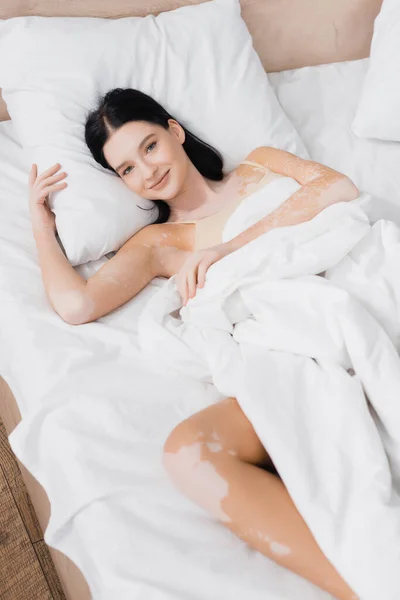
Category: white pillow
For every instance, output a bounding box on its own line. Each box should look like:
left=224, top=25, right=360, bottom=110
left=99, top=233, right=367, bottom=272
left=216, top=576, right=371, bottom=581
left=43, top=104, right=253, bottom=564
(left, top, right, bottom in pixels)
left=0, top=0, right=307, bottom=266
left=352, top=0, right=400, bottom=142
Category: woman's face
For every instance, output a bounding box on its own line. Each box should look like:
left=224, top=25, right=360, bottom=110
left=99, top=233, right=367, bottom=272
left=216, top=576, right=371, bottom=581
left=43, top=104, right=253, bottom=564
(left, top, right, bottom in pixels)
left=103, top=119, right=187, bottom=199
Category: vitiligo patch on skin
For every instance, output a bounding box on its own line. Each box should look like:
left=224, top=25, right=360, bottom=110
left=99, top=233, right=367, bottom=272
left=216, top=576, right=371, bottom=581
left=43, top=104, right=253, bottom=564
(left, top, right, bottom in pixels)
left=163, top=441, right=232, bottom=523
left=263, top=173, right=356, bottom=231
left=156, top=152, right=355, bottom=259
left=269, top=541, right=292, bottom=556
left=244, top=527, right=292, bottom=556
left=206, top=430, right=225, bottom=453
left=234, top=168, right=283, bottom=201
left=96, top=272, right=130, bottom=289
left=194, top=428, right=236, bottom=456
left=206, top=442, right=223, bottom=453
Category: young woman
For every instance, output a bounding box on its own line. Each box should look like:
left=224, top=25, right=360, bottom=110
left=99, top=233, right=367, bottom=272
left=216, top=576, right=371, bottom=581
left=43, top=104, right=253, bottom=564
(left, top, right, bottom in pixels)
left=29, top=88, right=360, bottom=600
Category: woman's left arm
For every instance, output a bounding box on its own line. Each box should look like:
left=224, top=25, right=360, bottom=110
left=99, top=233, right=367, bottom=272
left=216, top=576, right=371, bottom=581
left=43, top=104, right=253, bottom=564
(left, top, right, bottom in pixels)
left=177, top=147, right=359, bottom=305
left=223, top=146, right=359, bottom=254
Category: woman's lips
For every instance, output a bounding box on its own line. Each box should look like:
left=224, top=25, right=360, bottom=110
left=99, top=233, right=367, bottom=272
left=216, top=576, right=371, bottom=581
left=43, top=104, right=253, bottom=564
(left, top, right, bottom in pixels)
left=151, top=170, right=170, bottom=190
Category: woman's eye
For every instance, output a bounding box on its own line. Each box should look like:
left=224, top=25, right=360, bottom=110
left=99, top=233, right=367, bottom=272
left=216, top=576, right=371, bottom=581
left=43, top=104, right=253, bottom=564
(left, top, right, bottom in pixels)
left=123, top=166, right=133, bottom=176
left=121, top=143, right=155, bottom=176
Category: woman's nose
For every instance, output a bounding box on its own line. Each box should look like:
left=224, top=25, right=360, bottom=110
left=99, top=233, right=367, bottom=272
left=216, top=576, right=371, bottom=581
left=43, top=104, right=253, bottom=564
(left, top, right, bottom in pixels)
left=143, top=165, right=158, bottom=182
left=141, top=161, right=156, bottom=176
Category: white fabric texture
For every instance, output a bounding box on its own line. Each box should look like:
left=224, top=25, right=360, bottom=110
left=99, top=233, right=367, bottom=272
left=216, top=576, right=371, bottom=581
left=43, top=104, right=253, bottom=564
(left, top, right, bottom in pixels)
left=0, top=0, right=307, bottom=266
left=351, top=0, right=400, bottom=141
left=3, top=58, right=400, bottom=599
left=269, top=58, right=400, bottom=226
left=136, top=187, right=400, bottom=600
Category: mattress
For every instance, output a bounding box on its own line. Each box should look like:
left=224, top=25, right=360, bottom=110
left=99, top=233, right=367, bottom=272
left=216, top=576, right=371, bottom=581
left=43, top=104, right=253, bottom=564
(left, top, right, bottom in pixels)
left=1, top=57, right=400, bottom=600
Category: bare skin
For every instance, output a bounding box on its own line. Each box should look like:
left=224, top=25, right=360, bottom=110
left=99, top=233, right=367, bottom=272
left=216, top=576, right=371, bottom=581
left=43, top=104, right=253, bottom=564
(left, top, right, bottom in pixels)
left=163, top=397, right=359, bottom=600
left=102, top=118, right=285, bottom=250
left=32, top=120, right=358, bottom=597
left=102, top=122, right=358, bottom=599
left=102, top=118, right=357, bottom=257
left=33, top=116, right=357, bottom=324
left=104, top=121, right=356, bottom=600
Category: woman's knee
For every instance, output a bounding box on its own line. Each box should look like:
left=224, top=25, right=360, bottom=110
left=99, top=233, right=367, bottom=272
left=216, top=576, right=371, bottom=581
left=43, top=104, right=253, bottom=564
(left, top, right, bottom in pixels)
left=162, top=418, right=234, bottom=523
left=162, top=397, right=273, bottom=474
left=163, top=418, right=209, bottom=477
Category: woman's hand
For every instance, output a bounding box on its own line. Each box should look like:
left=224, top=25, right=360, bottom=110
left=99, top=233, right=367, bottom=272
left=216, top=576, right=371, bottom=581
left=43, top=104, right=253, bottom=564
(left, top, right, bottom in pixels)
left=176, top=243, right=232, bottom=306
left=28, top=163, right=68, bottom=235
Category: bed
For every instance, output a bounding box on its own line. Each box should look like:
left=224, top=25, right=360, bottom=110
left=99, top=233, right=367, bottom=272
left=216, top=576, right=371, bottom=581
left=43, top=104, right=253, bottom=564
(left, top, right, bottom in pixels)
left=1, top=1, right=397, bottom=599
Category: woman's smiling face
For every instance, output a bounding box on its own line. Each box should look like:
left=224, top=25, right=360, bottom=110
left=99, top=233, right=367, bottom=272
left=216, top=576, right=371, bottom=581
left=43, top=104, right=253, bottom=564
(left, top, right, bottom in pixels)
left=103, top=119, right=187, bottom=199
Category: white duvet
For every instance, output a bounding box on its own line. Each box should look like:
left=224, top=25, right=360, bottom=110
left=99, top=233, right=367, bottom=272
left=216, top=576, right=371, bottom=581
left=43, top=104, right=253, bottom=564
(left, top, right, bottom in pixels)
left=2, top=58, right=400, bottom=600
left=138, top=183, right=400, bottom=600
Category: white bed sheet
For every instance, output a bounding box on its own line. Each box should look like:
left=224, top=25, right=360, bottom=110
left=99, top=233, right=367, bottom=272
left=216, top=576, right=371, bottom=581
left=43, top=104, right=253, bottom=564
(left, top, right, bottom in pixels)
left=1, top=57, right=400, bottom=599
left=0, top=123, right=324, bottom=600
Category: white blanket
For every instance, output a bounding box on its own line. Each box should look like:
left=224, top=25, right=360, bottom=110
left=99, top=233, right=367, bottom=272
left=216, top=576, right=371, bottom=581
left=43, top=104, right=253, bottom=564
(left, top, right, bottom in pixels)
left=4, top=61, right=400, bottom=599
left=137, top=188, right=400, bottom=600
left=3, top=111, right=400, bottom=597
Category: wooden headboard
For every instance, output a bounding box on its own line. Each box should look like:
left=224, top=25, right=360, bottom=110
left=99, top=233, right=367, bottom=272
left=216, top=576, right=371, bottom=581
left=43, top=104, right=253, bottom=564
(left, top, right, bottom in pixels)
left=0, top=0, right=383, bottom=122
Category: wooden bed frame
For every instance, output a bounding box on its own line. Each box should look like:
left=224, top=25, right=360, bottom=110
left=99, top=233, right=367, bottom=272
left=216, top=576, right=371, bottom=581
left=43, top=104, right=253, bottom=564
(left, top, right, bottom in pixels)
left=0, top=0, right=384, bottom=598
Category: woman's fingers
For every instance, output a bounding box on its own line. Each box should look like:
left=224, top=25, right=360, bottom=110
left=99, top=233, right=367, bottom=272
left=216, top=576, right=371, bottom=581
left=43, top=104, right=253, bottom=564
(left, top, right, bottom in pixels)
left=187, top=268, right=197, bottom=300
left=37, top=171, right=67, bottom=188
left=176, top=251, right=216, bottom=305
left=177, top=255, right=206, bottom=305
left=30, top=163, right=66, bottom=191
left=29, top=164, right=37, bottom=187
left=182, top=278, right=188, bottom=306
left=176, top=272, right=185, bottom=305
left=197, top=262, right=207, bottom=288
left=40, top=182, right=68, bottom=197
left=36, top=163, right=62, bottom=183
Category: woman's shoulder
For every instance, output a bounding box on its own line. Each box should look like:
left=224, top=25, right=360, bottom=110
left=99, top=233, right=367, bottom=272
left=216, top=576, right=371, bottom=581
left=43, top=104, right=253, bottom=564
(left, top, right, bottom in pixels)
left=234, top=146, right=272, bottom=182
left=244, top=146, right=270, bottom=161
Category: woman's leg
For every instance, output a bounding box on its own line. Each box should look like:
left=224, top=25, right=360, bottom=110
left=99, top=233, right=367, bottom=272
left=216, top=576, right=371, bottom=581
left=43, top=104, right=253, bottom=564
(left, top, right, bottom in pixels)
left=163, top=397, right=358, bottom=600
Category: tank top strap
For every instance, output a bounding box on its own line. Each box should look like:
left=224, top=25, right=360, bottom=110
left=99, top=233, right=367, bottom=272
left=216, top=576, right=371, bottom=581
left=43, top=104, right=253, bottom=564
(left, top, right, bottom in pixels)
left=240, top=159, right=266, bottom=169
left=168, top=220, right=197, bottom=224
left=241, top=159, right=275, bottom=186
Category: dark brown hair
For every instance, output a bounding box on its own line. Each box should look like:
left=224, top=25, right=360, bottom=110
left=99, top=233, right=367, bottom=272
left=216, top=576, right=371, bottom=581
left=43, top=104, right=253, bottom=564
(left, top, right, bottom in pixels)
left=85, top=88, right=224, bottom=223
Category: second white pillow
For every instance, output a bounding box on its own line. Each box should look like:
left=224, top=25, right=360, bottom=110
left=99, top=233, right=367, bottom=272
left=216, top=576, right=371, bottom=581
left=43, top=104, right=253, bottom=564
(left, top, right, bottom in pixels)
left=352, top=0, right=400, bottom=142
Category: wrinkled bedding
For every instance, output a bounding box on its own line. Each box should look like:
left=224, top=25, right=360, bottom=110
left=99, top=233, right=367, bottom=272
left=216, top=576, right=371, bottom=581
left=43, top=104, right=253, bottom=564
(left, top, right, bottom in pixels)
left=2, top=57, right=400, bottom=599
left=137, top=187, right=400, bottom=600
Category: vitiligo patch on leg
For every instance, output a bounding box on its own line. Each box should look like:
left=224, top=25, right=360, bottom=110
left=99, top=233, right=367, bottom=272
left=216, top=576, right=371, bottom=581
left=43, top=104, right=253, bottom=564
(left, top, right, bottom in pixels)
left=206, top=442, right=223, bottom=452
left=244, top=527, right=291, bottom=556
left=163, top=441, right=232, bottom=523
left=206, top=429, right=224, bottom=452
left=269, top=541, right=291, bottom=556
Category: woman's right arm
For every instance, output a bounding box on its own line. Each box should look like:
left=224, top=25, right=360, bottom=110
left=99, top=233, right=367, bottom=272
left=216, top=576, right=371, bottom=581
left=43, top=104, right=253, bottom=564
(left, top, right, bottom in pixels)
left=29, top=164, right=192, bottom=325
left=76, top=229, right=191, bottom=325
left=34, top=224, right=191, bottom=325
